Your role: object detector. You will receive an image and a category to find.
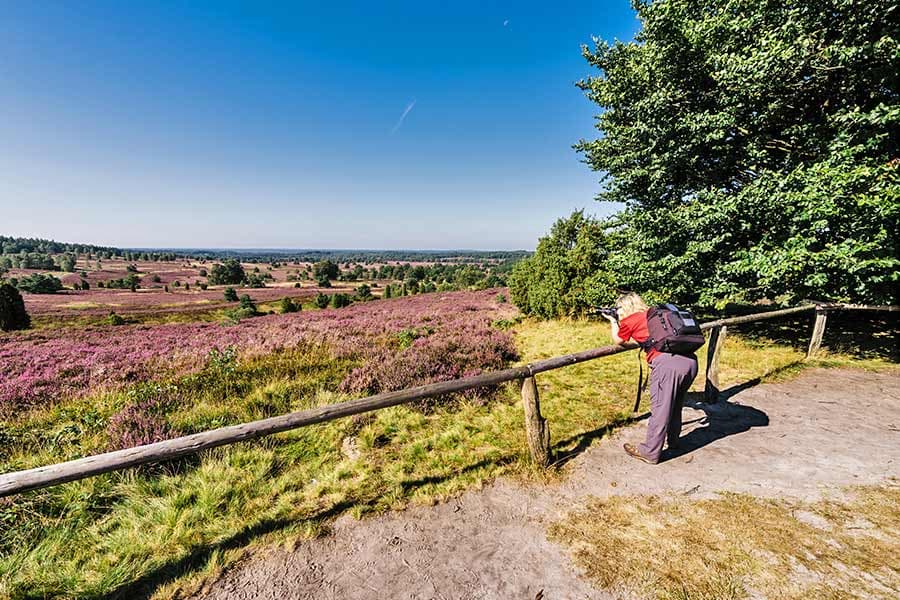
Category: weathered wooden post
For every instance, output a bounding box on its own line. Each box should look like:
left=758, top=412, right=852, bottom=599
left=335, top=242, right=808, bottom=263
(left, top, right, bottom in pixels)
left=807, top=306, right=828, bottom=357
left=704, top=325, right=727, bottom=402
left=521, top=376, right=551, bottom=467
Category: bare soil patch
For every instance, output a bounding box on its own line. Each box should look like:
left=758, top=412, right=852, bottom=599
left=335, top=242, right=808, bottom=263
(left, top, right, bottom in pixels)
left=192, top=368, right=900, bottom=599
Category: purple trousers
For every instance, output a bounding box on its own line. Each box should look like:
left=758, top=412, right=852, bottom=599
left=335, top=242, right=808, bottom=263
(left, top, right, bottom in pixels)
left=639, top=353, right=698, bottom=463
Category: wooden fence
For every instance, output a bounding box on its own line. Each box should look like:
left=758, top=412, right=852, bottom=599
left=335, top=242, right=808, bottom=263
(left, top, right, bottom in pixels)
left=1, top=303, right=895, bottom=497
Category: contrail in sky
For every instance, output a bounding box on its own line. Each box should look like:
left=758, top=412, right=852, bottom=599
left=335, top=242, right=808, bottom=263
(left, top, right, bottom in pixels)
left=390, top=99, right=416, bottom=134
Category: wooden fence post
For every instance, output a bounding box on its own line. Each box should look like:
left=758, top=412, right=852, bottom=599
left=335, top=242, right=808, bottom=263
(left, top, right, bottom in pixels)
left=521, top=376, right=551, bottom=467
left=807, top=307, right=828, bottom=358
left=704, top=325, right=727, bottom=402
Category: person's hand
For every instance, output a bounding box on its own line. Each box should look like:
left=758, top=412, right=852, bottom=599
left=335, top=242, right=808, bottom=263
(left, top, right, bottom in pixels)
left=600, top=311, right=617, bottom=322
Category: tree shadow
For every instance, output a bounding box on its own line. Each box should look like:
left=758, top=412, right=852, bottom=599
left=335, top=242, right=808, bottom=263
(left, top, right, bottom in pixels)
left=661, top=387, right=769, bottom=462
left=702, top=304, right=898, bottom=361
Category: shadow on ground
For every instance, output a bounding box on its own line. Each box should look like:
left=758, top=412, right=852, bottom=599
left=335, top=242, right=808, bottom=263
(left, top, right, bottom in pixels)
left=662, top=389, right=769, bottom=462
left=705, top=305, right=898, bottom=361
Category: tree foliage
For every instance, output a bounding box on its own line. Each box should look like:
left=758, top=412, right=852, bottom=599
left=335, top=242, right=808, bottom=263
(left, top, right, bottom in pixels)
left=0, top=283, right=30, bottom=331
left=575, top=0, right=898, bottom=306
left=312, top=260, right=339, bottom=281
left=509, top=211, right=617, bottom=318
left=16, top=273, right=64, bottom=294
left=207, top=259, right=246, bottom=286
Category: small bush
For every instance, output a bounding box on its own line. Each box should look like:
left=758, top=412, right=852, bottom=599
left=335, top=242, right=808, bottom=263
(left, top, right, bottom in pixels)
left=331, top=293, right=351, bottom=308
left=314, top=293, right=330, bottom=309
left=279, top=297, right=300, bottom=313
left=340, top=327, right=519, bottom=409
left=223, top=287, right=239, bottom=302
left=106, top=311, right=126, bottom=326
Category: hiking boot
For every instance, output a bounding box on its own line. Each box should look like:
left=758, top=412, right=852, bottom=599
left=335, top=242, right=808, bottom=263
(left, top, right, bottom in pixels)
left=624, top=443, right=657, bottom=464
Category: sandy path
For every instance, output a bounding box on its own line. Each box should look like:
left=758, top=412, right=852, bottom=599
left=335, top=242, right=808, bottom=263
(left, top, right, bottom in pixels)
left=193, top=368, right=900, bottom=600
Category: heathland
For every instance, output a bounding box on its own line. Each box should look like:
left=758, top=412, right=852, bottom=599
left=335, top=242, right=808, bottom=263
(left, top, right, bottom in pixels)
left=0, top=250, right=897, bottom=599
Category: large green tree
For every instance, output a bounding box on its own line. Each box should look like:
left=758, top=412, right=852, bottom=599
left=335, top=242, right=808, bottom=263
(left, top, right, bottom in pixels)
left=578, top=0, right=898, bottom=306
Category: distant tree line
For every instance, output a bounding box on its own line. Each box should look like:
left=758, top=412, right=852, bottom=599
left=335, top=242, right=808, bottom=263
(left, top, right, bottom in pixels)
left=177, top=249, right=531, bottom=264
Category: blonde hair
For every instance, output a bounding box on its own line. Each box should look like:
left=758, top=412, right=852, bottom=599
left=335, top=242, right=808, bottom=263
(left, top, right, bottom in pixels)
left=616, top=292, right=649, bottom=319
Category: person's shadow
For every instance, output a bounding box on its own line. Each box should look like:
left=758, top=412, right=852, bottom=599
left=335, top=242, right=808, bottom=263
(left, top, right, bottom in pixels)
left=662, top=383, right=769, bottom=462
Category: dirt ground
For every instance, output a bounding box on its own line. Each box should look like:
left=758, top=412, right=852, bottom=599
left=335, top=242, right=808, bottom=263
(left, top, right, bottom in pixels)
left=192, top=368, right=900, bottom=600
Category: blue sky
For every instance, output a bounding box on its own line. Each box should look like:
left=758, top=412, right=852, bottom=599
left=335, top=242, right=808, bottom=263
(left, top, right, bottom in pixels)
left=0, top=2, right=639, bottom=250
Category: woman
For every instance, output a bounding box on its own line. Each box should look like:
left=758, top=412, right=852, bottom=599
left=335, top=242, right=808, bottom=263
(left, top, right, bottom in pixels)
left=602, top=292, right=698, bottom=464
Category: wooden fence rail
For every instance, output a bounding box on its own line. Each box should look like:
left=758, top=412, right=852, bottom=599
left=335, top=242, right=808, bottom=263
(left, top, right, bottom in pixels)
left=0, top=303, right=894, bottom=496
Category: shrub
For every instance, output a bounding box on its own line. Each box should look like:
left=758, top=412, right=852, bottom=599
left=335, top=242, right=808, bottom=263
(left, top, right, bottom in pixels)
left=223, top=287, right=239, bottom=302
left=340, top=326, right=518, bottom=408
left=16, top=273, right=63, bottom=294
left=279, top=297, right=299, bottom=313
left=355, top=284, right=372, bottom=301
left=314, top=293, right=330, bottom=309
left=245, top=273, right=267, bottom=288
left=0, top=283, right=30, bottom=331
left=312, top=260, right=339, bottom=281
left=106, top=311, right=125, bottom=326
left=239, top=294, right=258, bottom=313
left=331, top=293, right=351, bottom=308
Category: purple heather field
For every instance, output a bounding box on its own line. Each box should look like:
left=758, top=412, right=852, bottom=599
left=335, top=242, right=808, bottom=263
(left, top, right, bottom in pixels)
left=0, top=289, right=519, bottom=415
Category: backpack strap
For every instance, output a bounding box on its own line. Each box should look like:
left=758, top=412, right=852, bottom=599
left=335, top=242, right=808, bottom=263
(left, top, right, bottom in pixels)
left=633, top=349, right=644, bottom=413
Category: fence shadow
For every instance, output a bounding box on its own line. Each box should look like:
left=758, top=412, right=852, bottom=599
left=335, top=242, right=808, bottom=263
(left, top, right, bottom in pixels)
left=551, top=412, right=650, bottom=468
left=89, top=451, right=520, bottom=600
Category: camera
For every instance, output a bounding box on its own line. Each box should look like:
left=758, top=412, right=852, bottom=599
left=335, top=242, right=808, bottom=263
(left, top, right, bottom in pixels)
left=593, top=306, right=619, bottom=321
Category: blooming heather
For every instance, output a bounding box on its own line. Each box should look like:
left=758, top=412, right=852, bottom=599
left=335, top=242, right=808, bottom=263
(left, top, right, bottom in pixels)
left=339, top=325, right=518, bottom=406
left=0, top=290, right=519, bottom=414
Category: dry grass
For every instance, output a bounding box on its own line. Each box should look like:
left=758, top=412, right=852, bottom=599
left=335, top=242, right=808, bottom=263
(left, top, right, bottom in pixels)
left=549, top=483, right=900, bottom=600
